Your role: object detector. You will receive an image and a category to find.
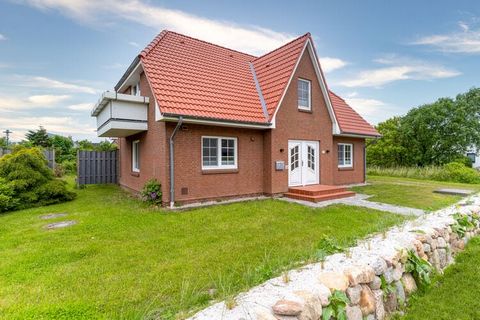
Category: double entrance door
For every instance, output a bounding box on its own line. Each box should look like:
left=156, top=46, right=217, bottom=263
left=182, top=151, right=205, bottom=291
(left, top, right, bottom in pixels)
left=288, top=140, right=319, bottom=186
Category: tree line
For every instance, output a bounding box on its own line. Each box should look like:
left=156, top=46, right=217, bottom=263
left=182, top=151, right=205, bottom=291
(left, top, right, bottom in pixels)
left=367, top=87, right=480, bottom=167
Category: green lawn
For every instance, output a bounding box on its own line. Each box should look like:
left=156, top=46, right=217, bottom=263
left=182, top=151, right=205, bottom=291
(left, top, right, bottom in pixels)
left=0, top=181, right=406, bottom=319
left=351, top=175, right=480, bottom=211
left=398, top=237, right=480, bottom=320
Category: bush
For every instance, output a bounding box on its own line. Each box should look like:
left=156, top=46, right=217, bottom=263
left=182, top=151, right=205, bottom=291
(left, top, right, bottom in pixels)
left=0, top=147, right=76, bottom=212
left=62, top=159, right=77, bottom=174
left=368, top=161, right=480, bottom=184
left=141, top=179, right=162, bottom=205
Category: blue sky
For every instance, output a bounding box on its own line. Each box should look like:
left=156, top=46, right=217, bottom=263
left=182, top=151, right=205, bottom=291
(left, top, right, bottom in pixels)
left=0, top=0, right=479, bottom=142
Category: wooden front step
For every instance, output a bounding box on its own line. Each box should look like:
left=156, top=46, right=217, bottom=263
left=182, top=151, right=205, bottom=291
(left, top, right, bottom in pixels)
left=285, top=184, right=355, bottom=203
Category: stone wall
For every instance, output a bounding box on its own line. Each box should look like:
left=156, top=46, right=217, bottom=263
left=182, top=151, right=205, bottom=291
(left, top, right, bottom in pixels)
left=189, top=196, right=480, bottom=320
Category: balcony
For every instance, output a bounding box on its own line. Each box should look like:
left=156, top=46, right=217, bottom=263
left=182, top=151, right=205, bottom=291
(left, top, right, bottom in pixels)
left=91, top=91, right=149, bottom=137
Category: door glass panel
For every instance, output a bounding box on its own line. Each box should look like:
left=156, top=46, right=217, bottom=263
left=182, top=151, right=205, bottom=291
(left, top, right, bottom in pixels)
left=290, top=145, right=299, bottom=171
left=307, top=145, right=315, bottom=170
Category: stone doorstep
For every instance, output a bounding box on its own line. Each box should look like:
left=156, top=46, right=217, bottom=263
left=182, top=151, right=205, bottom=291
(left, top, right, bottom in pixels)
left=188, top=194, right=480, bottom=320
left=434, top=188, right=474, bottom=196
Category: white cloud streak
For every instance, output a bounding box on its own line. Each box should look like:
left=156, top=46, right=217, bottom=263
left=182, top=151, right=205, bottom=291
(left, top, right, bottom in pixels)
left=344, top=97, right=385, bottom=116
left=0, top=33, right=6, bottom=41
left=67, top=102, right=93, bottom=111
left=412, top=21, right=480, bottom=54
left=320, top=57, right=347, bottom=73
left=0, top=94, right=70, bottom=110
left=14, top=75, right=99, bottom=94
left=339, top=55, right=460, bottom=88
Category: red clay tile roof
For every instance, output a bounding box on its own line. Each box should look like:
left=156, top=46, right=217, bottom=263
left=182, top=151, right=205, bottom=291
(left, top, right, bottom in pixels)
left=138, top=30, right=379, bottom=136
left=329, top=91, right=380, bottom=137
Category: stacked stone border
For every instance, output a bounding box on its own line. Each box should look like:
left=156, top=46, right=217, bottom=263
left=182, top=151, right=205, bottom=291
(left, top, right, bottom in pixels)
left=189, top=195, right=480, bottom=320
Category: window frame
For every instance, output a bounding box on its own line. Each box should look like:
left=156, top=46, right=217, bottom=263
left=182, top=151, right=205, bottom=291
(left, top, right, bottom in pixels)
left=297, top=78, right=312, bottom=111
left=337, top=143, right=353, bottom=168
left=131, top=82, right=141, bottom=96
left=201, top=136, right=238, bottom=170
left=467, top=152, right=476, bottom=164
left=132, top=140, right=140, bottom=172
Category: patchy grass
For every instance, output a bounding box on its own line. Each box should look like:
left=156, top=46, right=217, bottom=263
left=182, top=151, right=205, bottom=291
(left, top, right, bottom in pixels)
left=0, top=181, right=406, bottom=319
left=398, top=237, right=480, bottom=320
left=351, top=175, right=480, bottom=211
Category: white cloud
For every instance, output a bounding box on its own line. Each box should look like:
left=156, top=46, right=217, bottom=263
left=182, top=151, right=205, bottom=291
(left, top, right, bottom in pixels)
left=17, top=0, right=294, bottom=55
left=320, top=57, right=347, bottom=73
left=339, top=55, right=460, bottom=88
left=128, top=41, right=139, bottom=47
left=344, top=97, right=385, bottom=116
left=14, top=75, right=98, bottom=94
left=0, top=33, right=6, bottom=41
left=103, top=63, right=125, bottom=69
left=0, top=94, right=70, bottom=110
left=0, top=115, right=95, bottom=138
left=67, top=103, right=93, bottom=111
left=412, top=21, right=480, bottom=54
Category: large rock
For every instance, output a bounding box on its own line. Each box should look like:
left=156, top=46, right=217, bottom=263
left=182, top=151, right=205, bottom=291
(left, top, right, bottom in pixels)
left=346, top=285, right=362, bottom=305
left=437, top=248, right=447, bottom=268
left=437, top=237, right=447, bottom=248
left=294, top=291, right=322, bottom=320
left=255, top=308, right=278, bottom=320
left=272, top=299, right=303, bottom=316
left=368, top=257, right=387, bottom=275
left=431, top=250, right=441, bottom=270
left=319, top=272, right=349, bottom=292
left=392, top=264, right=403, bottom=281
left=344, top=266, right=375, bottom=286
left=384, top=292, right=398, bottom=313
left=369, top=276, right=381, bottom=290
left=373, top=290, right=385, bottom=320
left=346, top=305, right=363, bottom=320
left=401, top=273, right=417, bottom=296
left=383, top=267, right=394, bottom=283
left=317, top=284, right=331, bottom=306
left=423, top=243, right=431, bottom=253
left=359, top=285, right=376, bottom=316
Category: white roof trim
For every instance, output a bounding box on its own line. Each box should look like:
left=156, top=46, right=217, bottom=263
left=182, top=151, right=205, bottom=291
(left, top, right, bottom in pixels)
left=117, top=62, right=142, bottom=93
left=91, top=91, right=149, bottom=116
left=270, top=38, right=340, bottom=134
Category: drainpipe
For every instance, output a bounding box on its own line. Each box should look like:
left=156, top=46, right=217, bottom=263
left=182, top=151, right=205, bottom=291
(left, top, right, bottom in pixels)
left=169, top=116, right=183, bottom=208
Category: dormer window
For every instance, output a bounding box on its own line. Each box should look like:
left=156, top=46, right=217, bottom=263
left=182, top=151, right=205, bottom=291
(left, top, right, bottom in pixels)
left=131, top=82, right=141, bottom=96
left=298, top=78, right=311, bottom=111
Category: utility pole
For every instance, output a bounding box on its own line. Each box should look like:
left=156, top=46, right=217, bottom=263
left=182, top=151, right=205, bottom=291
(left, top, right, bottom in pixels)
left=3, top=129, right=11, bottom=147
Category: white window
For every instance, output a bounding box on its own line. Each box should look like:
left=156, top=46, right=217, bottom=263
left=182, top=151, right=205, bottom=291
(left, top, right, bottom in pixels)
left=132, top=140, right=140, bottom=172
left=298, top=78, right=311, bottom=110
left=202, top=136, right=237, bottom=170
left=131, top=82, right=141, bottom=96
left=338, top=143, right=353, bottom=168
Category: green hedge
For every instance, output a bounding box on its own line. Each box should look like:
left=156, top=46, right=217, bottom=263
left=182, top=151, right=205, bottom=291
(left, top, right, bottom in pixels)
left=0, top=147, right=76, bottom=212
left=367, top=161, right=480, bottom=184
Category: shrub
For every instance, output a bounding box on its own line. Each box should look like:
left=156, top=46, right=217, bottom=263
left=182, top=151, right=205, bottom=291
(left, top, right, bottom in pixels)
left=62, top=159, right=77, bottom=174
left=141, top=179, right=162, bottom=205
left=0, top=147, right=76, bottom=212
left=368, top=161, right=480, bottom=184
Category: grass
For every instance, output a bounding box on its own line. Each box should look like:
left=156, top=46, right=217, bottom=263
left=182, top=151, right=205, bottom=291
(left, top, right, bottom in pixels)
left=397, top=237, right=480, bottom=320
left=351, top=175, right=480, bottom=211
left=0, top=180, right=406, bottom=319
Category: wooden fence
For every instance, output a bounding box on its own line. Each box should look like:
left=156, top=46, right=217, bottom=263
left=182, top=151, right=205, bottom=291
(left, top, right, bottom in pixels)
left=77, top=150, right=118, bottom=185
left=0, top=148, right=55, bottom=169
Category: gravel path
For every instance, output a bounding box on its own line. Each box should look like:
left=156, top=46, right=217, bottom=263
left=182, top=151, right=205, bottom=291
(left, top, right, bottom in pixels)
left=280, top=194, right=426, bottom=216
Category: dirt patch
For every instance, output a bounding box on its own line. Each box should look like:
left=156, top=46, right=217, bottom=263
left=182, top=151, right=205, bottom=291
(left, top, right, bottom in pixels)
left=44, top=220, right=77, bottom=230
left=40, top=213, right=68, bottom=220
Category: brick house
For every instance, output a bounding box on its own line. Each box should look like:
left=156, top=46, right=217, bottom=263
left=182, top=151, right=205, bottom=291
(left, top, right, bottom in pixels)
left=92, top=31, right=380, bottom=206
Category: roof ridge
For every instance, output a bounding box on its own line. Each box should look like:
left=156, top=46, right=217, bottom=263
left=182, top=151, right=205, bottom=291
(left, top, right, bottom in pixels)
left=253, top=32, right=310, bottom=62
left=163, top=30, right=257, bottom=59
left=140, top=30, right=169, bottom=58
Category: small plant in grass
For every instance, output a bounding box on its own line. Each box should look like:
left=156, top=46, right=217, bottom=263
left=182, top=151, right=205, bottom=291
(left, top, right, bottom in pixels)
left=317, top=235, right=344, bottom=255
left=225, top=297, right=236, bottom=310
left=141, top=179, right=162, bottom=205
left=315, top=249, right=328, bottom=269
left=282, top=271, right=290, bottom=283
left=322, top=290, right=348, bottom=320
left=404, top=249, right=432, bottom=289
left=451, top=212, right=475, bottom=237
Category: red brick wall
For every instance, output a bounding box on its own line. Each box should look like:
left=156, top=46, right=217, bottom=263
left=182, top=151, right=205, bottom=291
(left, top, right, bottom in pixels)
left=165, top=123, right=265, bottom=203
left=332, top=137, right=366, bottom=185
left=264, top=48, right=334, bottom=194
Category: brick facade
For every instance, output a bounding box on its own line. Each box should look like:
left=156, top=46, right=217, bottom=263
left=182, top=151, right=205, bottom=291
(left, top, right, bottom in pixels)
left=118, top=50, right=366, bottom=204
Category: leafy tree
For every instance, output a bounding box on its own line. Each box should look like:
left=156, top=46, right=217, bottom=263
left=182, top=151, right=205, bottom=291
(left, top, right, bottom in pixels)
left=367, top=87, right=480, bottom=167
left=50, top=135, right=75, bottom=162
left=367, top=117, right=408, bottom=167
left=77, top=139, right=94, bottom=150
left=25, top=126, right=51, bottom=148
left=96, top=140, right=118, bottom=151
left=0, top=137, right=7, bottom=149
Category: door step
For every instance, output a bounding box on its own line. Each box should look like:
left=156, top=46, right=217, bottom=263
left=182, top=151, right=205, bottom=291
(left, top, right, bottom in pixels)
left=285, top=185, right=355, bottom=203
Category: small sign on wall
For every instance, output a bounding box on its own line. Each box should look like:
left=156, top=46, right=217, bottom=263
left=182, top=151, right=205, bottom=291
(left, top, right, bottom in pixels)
left=275, top=161, right=285, bottom=171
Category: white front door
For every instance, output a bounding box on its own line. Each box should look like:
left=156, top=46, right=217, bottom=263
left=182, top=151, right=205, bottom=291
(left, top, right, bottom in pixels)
left=288, top=140, right=319, bottom=186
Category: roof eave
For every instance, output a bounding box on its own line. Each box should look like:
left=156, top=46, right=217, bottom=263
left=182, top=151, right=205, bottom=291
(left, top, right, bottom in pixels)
left=160, top=113, right=272, bottom=129
left=114, top=56, right=141, bottom=92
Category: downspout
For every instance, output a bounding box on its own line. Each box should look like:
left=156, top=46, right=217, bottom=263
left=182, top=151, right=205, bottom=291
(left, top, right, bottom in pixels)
left=169, top=116, right=183, bottom=208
